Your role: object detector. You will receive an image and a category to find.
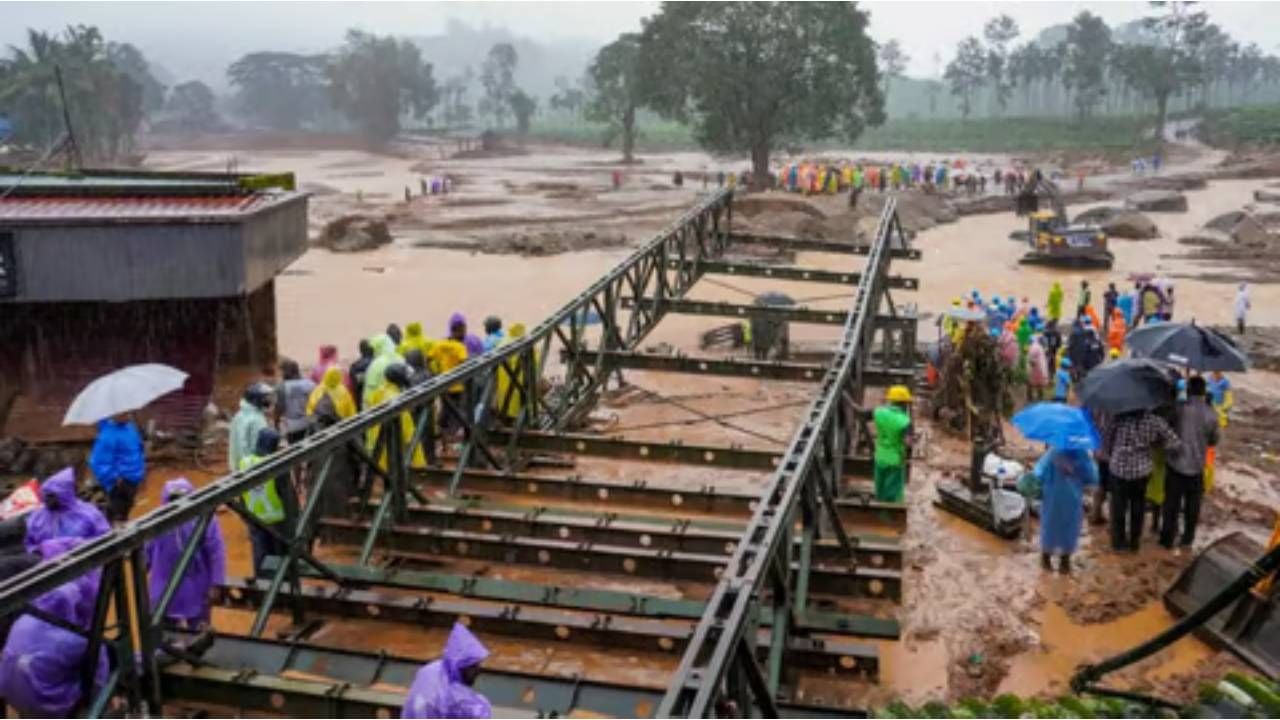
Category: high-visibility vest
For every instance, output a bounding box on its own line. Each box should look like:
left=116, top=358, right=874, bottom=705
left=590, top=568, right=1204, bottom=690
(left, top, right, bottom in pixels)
left=238, top=455, right=286, bottom=524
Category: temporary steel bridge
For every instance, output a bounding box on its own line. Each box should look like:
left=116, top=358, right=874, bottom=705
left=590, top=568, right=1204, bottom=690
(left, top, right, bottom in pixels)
left=0, top=188, right=920, bottom=717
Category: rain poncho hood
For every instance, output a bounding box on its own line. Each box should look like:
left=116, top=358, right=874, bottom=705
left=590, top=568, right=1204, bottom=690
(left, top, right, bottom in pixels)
left=307, top=365, right=357, bottom=421
left=402, top=622, right=492, bottom=718
left=309, top=344, right=341, bottom=384
left=229, top=398, right=269, bottom=472
left=146, top=478, right=226, bottom=624
left=88, top=418, right=145, bottom=492
left=0, top=543, right=108, bottom=716
left=363, top=334, right=403, bottom=408
left=399, top=322, right=435, bottom=359
left=449, top=312, right=485, bottom=358
left=25, top=468, right=110, bottom=554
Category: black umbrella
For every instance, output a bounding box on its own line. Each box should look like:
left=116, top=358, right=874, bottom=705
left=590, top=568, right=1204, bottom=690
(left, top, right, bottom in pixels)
left=1125, top=321, right=1249, bottom=372
left=1077, top=358, right=1179, bottom=415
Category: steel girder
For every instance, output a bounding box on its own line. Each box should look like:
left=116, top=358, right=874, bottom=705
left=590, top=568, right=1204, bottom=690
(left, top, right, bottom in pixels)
left=727, top=231, right=922, bottom=259
left=670, top=258, right=920, bottom=289
left=349, top=498, right=903, bottom=569
left=658, top=199, right=920, bottom=717
left=413, top=467, right=908, bottom=530
left=318, top=518, right=902, bottom=600
left=160, top=631, right=868, bottom=718
left=560, top=349, right=917, bottom=385
left=273, top=560, right=902, bottom=639
left=623, top=296, right=919, bottom=328
left=214, top=579, right=881, bottom=676
left=490, top=428, right=876, bottom=474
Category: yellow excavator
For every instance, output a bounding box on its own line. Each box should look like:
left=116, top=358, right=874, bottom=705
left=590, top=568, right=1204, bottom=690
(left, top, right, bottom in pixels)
left=1013, top=175, right=1114, bottom=269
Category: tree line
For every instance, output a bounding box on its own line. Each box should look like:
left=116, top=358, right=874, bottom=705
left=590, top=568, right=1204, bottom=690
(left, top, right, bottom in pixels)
left=931, top=2, right=1280, bottom=135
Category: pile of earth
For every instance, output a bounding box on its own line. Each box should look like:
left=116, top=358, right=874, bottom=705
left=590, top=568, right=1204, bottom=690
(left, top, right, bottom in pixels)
left=1212, top=151, right=1280, bottom=180
left=315, top=214, right=394, bottom=252
left=1180, top=210, right=1273, bottom=247
left=859, top=189, right=959, bottom=235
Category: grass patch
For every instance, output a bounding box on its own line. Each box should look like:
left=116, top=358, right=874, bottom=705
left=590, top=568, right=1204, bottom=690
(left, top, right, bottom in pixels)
left=1197, top=106, right=1280, bottom=148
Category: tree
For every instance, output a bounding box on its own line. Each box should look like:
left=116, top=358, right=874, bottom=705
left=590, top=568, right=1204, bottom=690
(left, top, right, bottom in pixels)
left=983, top=14, right=1019, bottom=114
left=586, top=33, right=644, bottom=162
left=480, top=43, right=517, bottom=128
left=508, top=89, right=537, bottom=135
left=549, top=75, right=589, bottom=121
left=166, top=80, right=220, bottom=131
left=1063, top=11, right=1113, bottom=119
left=227, top=52, right=330, bottom=130
left=0, top=25, right=145, bottom=161
left=945, top=36, right=987, bottom=119
left=1116, top=1, right=1209, bottom=141
left=878, top=39, right=909, bottom=101
left=327, top=29, right=438, bottom=147
left=638, top=2, right=882, bottom=189
left=106, top=42, right=166, bottom=113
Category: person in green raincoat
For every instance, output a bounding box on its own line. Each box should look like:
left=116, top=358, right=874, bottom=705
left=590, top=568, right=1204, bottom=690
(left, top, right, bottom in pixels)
left=871, top=386, right=914, bottom=503
left=1047, top=282, right=1064, bottom=323
left=361, top=334, right=403, bottom=409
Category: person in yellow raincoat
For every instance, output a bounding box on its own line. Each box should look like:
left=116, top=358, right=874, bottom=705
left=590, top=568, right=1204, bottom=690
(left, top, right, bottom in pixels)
left=365, top=364, right=427, bottom=470
left=306, top=366, right=357, bottom=421
left=841, top=164, right=854, bottom=189
left=430, top=334, right=469, bottom=437
left=398, top=322, right=435, bottom=361
left=494, top=323, right=540, bottom=422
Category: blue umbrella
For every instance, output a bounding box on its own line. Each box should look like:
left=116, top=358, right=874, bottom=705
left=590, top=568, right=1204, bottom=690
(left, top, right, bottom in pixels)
left=1011, top=402, right=1100, bottom=450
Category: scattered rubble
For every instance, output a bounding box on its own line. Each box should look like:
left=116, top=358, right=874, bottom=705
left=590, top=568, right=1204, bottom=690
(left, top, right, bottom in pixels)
left=413, top=229, right=630, bottom=256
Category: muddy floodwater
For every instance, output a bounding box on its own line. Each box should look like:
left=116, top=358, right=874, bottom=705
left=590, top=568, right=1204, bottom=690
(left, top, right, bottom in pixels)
left=136, top=142, right=1280, bottom=707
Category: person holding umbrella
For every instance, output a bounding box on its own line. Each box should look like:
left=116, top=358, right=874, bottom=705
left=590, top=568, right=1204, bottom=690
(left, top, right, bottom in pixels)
left=1013, top=403, right=1100, bottom=573
left=88, top=413, right=145, bottom=524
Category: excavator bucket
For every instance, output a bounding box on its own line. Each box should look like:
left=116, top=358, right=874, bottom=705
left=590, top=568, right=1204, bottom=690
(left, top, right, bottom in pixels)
left=1164, top=531, right=1280, bottom=678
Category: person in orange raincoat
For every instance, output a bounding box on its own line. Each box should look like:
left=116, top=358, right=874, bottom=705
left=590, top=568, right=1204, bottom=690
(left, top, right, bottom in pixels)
left=1106, top=309, right=1127, bottom=353
left=1083, top=303, right=1102, bottom=334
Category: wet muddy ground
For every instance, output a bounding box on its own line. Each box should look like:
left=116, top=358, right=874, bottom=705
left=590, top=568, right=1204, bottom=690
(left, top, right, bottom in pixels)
left=128, top=139, right=1280, bottom=708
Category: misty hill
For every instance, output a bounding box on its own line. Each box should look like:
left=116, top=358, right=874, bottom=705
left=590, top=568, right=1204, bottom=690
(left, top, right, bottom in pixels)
left=408, top=20, right=596, bottom=102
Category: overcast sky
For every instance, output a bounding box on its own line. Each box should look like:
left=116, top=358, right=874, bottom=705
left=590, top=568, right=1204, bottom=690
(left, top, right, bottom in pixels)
left=5, top=1, right=1280, bottom=80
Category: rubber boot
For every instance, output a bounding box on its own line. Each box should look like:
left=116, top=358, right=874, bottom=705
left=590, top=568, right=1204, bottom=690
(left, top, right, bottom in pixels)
left=1059, top=554, right=1072, bottom=575
left=1041, top=553, right=1053, bottom=571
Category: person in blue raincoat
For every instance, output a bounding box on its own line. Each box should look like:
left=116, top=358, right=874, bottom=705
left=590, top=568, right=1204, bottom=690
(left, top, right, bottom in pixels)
left=88, top=413, right=146, bottom=523
left=1053, top=357, right=1073, bottom=403
left=402, top=622, right=492, bottom=718
left=0, top=542, right=108, bottom=716
left=24, top=467, right=110, bottom=554
left=1035, top=447, right=1099, bottom=573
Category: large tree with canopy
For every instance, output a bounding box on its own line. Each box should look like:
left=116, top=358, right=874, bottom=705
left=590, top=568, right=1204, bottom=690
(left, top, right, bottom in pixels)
left=637, top=1, right=884, bottom=189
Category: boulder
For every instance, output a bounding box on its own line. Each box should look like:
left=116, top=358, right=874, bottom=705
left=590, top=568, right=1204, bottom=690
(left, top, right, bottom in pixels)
left=1102, top=211, right=1159, bottom=240
left=1231, top=215, right=1271, bottom=247
left=1205, top=210, right=1250, bottom=234
left=316, top=215, right=393, bottom=252
left=1178, top=228, right=1232, bottom=246
left=1124, top=174, right=1209, bottom=192
left=1073, top=206, right=1122, bottom=226
left=1124, top=189, right=1188, bottom=213
left=1254, top=188, right=1280, bottom=204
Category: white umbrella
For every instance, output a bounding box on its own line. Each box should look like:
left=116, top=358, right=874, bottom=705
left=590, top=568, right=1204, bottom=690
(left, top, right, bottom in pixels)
left=62, top=363, right=189, bottom=426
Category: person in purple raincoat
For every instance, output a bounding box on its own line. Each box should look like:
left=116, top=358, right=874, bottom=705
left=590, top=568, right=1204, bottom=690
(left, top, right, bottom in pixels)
left=24, top=467, right=110, bottom=554
left=145, top=478, right=227, bottom=628
left=0, top=544, right=108, bottom=716
left=402, top=622, right=492, bottom=719
left=448, top=312, right=485, bottom=359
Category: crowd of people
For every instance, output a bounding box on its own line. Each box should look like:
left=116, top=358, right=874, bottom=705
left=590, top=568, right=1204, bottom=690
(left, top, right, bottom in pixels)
left=0, top=310, right=522, bottom=717
left=917, top=274, right=1247, bottom=574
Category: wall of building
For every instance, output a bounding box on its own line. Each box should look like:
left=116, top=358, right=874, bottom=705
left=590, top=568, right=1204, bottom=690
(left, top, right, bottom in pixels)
left=0, top=197, right=307, bottom=303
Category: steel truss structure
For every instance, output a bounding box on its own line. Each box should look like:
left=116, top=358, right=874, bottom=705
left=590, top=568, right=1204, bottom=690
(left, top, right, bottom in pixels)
left=0, top=189, right=919, bottom=718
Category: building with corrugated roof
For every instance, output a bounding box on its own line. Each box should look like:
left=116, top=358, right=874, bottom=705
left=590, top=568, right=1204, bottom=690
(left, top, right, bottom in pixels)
left=0, top=169, right=308, bottom=443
